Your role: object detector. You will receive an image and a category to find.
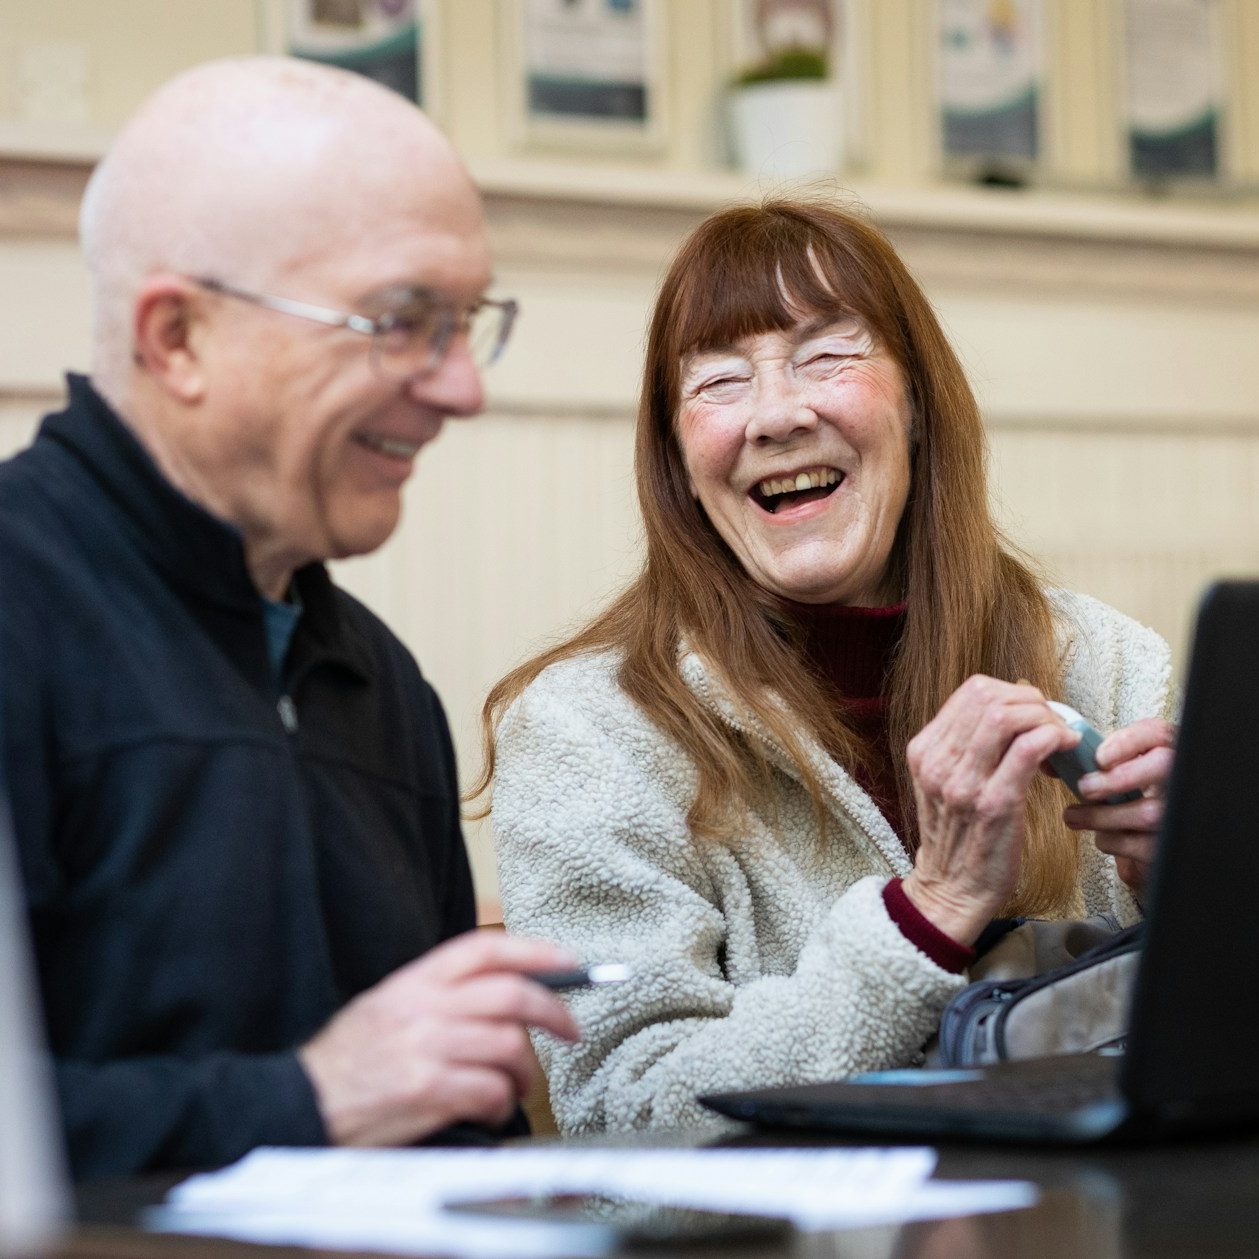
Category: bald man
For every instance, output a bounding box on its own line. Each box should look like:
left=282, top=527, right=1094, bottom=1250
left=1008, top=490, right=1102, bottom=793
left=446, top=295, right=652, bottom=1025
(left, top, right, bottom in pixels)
left=0, top=57, right=579, bottom=1180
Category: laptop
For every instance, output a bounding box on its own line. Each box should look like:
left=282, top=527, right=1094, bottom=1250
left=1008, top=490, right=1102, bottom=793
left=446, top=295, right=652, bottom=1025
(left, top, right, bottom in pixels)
left=0, top=778, right=70, bottom=1243
left=701, top=580, right=1259, bottom=1144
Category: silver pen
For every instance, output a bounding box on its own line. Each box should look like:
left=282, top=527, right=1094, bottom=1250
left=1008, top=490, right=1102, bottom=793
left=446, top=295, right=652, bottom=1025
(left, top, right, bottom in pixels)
left=528, top=963, right=633, bottom=992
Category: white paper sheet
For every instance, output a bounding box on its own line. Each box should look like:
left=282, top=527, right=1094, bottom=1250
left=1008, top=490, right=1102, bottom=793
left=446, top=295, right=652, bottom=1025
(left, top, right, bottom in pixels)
left=150, top=1145, right=1036, bottom=1256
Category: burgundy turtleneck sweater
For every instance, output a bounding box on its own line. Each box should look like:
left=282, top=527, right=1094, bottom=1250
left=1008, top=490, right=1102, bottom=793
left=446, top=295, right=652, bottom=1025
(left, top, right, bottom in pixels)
left=785, top=599, right=975, bottom=973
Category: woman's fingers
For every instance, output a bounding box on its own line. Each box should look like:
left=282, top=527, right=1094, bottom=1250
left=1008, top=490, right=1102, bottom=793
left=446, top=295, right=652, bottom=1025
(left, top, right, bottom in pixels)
left=982, top=719, right=1080, bottom=805
left=1112, top=855, right=1149, bottom=895
left=910, top=676, right=1078, bottom=795
left=1091, top=831, right=1158, bottom=897
left=1095, top=717, right=1176, bottom=772
left=1056, top=717, right=1176, bottom=898
left=907, top=682, right=1087, bottom=942
left=1080, top=744, right=1175, bottom=801
left=1091, top=828, right=1159, bottom=866
left=1064, top=794, right=1164, bottom=835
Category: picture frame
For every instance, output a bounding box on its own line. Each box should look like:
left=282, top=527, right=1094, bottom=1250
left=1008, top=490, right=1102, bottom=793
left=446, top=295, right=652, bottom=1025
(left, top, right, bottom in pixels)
left=935, top=0, right=1047, bottom=180
left=1118, top=0, right=1226, bottom=186
left=259, top=0, right=441, bottom=119
left=500, top=0, right=668, bottom=155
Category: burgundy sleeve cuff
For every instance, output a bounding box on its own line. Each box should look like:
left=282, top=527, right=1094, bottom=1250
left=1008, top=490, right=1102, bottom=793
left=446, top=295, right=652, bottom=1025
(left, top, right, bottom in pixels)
left=882, top=878, right=976, bottom=974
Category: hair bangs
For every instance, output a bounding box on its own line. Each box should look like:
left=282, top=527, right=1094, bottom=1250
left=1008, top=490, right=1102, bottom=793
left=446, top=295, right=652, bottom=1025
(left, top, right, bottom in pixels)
left=666, top=238, right=798, bottom=366
left=657, top=205, right=907, bottom=417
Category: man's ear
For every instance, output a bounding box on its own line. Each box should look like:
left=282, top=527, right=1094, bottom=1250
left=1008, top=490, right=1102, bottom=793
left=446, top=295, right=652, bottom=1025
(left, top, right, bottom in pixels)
left=131, top=276, right=209, bottom=403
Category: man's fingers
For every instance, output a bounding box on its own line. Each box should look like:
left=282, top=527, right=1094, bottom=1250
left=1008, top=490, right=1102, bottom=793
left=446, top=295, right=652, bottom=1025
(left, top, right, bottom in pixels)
left=404, top=930, right=578, bottom=986
left=429, top=1064, right=523, bottom=1131
left=421, top=1022, right=535, bottom=1100
left=443, top=973, right=581, bottom=1042
left=432, top=1018, right=543, bottom=1099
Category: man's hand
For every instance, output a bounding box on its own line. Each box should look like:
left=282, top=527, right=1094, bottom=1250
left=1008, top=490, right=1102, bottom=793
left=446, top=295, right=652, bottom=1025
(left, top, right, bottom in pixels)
left=903, top=676, right=1082, bottom=945
left=1063, top=716, right=1176, bottom=897
left=299, top=932, right=581, bottom=1147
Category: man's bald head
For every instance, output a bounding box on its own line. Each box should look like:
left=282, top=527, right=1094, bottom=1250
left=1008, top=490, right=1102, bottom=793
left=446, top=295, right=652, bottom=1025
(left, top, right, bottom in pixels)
left=81, top=56, right=481, bottom=402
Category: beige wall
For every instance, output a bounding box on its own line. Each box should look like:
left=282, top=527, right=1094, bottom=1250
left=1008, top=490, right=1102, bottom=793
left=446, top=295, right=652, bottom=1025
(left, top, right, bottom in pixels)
left=2, top=1, right=1258, bottom=913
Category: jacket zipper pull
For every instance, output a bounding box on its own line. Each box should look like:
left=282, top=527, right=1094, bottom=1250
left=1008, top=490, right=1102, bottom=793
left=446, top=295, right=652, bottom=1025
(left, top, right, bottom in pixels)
left=277, top=695, right=299, bottom=734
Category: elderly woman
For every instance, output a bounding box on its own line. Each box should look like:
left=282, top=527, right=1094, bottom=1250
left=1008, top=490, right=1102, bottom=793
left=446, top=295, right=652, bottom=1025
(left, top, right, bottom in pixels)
left=478, top=200, right=1176, bottom=1134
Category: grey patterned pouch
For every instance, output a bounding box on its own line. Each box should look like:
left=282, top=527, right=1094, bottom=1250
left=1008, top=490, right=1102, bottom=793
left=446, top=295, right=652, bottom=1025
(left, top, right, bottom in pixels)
left=933, top=915, right=1143, bottom=1066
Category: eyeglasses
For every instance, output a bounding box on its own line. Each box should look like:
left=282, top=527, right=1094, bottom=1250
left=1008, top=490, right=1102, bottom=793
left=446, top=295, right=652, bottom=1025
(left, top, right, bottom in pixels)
left=188, top=276, right=518, bottom=378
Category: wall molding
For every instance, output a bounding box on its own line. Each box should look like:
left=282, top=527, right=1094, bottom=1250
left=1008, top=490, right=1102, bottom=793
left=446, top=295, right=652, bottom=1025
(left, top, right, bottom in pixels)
left=0, top=161, right=88, bottom=239
left=0, top=386, right=62, bottom=404
left=481, top=179, right=1259, bottom=305
left=5, top=154, right=1259, bottom=305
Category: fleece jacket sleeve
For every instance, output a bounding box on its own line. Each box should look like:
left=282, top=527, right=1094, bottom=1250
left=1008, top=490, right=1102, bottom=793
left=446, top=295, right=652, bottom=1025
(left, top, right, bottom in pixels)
left=493, top=665, right=967, bottom=1135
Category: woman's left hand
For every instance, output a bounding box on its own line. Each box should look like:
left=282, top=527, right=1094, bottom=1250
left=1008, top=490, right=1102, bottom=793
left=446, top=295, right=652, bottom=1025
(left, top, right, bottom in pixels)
left=1061, top=716, right=1176, bottom=897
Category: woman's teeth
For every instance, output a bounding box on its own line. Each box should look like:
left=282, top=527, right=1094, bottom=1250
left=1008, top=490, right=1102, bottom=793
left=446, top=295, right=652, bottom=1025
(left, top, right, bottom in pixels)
left=758, top=468, right=840, bottom=498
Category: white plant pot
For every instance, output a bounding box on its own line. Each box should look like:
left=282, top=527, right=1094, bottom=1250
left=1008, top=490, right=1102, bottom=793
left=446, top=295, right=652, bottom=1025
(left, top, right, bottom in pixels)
left=728, top=79, right=844, bottom=181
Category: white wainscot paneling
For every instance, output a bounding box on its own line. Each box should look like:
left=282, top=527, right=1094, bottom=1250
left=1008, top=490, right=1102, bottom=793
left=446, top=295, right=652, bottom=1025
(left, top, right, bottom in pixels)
left=990, top=428, right=1259, bottom=672
left=488, top=266, right=655, bottom=414
left=334, top=408, right=640, bottom=908
left=0, top=398, right=48, bottom=457
left=0, top=239, right=91, bottom=389
left=943, top=293, right=1259, bottom=427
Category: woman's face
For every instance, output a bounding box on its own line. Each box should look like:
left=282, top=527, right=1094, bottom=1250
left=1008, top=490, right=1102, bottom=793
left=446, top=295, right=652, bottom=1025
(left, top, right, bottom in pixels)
left=676, top=313, right=912, bottom=606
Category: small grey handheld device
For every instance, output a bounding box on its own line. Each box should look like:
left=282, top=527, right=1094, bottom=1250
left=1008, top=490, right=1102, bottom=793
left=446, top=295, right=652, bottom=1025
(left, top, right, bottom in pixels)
left=1045, top=701, right=1141, bottom=805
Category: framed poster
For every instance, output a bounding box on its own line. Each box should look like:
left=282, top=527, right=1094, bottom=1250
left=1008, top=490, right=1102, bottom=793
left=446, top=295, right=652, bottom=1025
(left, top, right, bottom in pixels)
left=504, top=0, right=667, bottom=152
left=936, top=0, right=1045, bottom=174
left=264, top=0, right=439, bottom=115
left=1122, top=0, right=1224, bottom=183
left=726, top=0, right=862, bottom=168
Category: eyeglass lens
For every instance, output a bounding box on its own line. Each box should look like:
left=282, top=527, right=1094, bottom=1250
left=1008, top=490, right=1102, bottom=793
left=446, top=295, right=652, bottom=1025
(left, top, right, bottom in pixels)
left=370, top=302, right=513, bottom=378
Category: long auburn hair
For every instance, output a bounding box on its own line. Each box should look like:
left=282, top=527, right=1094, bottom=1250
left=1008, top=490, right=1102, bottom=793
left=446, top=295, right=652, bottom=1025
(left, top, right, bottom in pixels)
left=472, top=199, right=1078, bottom=917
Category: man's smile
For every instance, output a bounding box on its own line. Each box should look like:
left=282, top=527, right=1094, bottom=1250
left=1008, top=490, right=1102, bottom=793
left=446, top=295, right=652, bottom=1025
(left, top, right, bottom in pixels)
left=355, top=432, right=424, bottom=460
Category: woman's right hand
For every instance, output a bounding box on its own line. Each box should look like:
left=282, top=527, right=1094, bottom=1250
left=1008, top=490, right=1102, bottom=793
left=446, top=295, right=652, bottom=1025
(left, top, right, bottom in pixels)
left=901, top=676, right=1082, bottom=946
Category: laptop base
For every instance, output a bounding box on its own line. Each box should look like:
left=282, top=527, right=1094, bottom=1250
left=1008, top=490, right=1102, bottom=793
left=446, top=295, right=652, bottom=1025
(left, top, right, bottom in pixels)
left=702, top=1053, right=1132, bottom=1144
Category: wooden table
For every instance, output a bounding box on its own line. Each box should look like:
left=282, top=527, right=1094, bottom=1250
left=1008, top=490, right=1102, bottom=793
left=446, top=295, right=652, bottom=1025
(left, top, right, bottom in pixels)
left=61, top=1125, right=1259, bottom=1258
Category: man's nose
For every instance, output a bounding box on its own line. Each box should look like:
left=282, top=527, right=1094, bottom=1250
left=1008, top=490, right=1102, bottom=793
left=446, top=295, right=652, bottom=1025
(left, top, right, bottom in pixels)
left=744, top=373, right=818, bottom=445
left=406, top=338, right=485, bottom=418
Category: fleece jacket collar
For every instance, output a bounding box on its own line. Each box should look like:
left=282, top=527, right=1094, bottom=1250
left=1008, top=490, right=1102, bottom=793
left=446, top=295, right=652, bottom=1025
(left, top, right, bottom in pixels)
left=676, top=644, right=912, bottom=878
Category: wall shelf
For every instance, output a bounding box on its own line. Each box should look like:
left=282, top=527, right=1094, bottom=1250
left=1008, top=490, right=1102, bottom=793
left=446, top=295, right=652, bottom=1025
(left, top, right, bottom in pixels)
left=470, top=156, right=1259, bottom=251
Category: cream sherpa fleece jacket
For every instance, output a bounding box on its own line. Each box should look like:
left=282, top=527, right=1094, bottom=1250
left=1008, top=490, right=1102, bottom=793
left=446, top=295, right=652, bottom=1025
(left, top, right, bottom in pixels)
left=493, top=590, right=1173, bottom=1134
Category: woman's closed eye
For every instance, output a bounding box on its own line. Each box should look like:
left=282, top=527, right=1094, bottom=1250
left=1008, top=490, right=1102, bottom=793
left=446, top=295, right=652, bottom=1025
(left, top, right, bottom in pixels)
left=796, top=350, right=858, bottom=381
left=682, top=349, right=754, bottom=399
left=699, top=374, right=751, bottom=399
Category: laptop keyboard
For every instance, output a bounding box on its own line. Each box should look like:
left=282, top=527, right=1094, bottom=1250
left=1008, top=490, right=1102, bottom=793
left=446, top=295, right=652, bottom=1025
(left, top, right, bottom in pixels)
left=851, top=1062, right=1117, bottom=1112
left=843, top=1054, right=1121, bottom=1114
left=700, top=1054, right=1131, bottom=1139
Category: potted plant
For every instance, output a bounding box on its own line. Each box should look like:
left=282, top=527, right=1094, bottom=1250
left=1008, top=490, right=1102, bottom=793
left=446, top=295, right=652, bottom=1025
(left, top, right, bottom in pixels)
left=728, top=44, right=844, bottom=180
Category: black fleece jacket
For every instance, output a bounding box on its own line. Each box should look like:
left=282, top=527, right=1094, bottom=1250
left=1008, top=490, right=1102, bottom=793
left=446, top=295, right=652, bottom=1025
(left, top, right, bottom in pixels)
left=0, top=376, right=478, bottom=1178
